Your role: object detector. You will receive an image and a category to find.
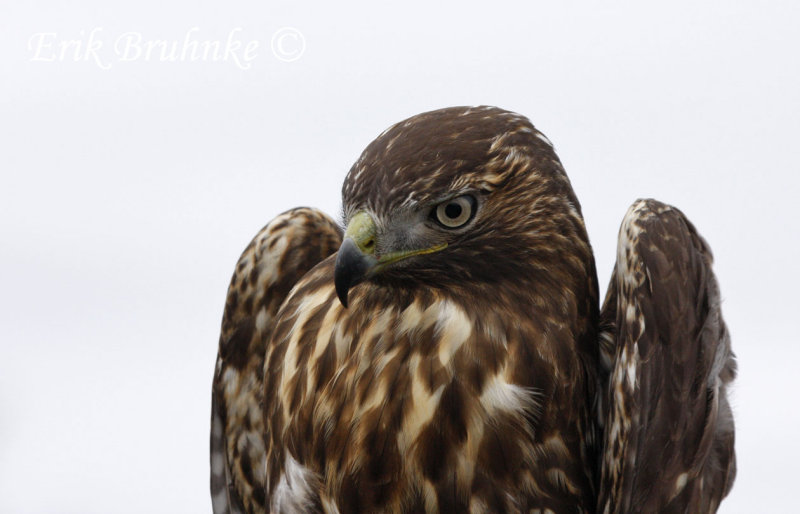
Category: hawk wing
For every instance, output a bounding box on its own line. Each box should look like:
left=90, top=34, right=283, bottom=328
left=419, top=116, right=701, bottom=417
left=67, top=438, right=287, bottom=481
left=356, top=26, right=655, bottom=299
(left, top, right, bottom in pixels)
left=210, top=208, right=342, bottom=514
left=597, top=199, right=736, bottom=513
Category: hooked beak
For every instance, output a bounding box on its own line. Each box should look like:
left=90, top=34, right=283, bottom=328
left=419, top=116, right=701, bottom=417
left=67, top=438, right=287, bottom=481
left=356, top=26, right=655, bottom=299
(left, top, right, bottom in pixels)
left=334, top=211, right=448, bottom=308
left=335, top=212, right=378, bottom=308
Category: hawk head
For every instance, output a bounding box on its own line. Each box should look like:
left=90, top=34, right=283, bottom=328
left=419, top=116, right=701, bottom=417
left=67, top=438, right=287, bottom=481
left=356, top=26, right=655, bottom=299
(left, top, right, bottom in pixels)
left=335, top=105, right=588, bottom=307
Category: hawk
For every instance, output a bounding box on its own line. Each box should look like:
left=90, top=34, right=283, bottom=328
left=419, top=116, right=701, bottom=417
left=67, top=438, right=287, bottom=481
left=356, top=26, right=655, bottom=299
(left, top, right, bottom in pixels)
left=210, top=106, right=736, bottom=513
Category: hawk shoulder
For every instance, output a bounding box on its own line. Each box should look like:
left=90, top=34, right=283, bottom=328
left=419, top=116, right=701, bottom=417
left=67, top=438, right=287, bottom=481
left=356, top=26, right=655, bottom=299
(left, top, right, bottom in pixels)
left=598, top=199, right=736, bottom=513
left=210, top=207, right=341, bottom=514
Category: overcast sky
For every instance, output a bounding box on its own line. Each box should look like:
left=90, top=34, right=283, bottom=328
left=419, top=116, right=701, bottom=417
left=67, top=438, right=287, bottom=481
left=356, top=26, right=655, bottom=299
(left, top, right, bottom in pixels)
left=1, top=1, right=798, bottom=512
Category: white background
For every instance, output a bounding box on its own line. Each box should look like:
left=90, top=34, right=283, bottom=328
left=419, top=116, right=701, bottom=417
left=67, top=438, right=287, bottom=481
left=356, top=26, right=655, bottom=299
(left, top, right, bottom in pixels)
left=1, top=1, right=798, bottom=512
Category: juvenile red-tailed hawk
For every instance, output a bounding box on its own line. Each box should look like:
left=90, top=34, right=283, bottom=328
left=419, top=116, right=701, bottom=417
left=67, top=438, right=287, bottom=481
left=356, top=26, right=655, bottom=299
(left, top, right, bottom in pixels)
left=210, top=106, right=736, bottom=513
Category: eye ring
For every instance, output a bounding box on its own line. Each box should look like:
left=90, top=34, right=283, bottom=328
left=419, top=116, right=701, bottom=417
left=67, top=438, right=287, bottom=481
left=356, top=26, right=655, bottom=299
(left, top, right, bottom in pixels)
left=433, top=195, right=477, bottom=229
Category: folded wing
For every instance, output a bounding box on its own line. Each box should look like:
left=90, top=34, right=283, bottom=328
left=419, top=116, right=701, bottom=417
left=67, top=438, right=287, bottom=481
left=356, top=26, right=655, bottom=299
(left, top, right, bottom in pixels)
left=210, top=208, right=342, bottom=514
left=598, top=199, right=736, bottom=513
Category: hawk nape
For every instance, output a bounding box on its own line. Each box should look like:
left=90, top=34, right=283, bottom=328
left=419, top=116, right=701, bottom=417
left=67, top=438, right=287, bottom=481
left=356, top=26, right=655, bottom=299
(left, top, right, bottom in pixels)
left=210, top=106, right=736, bottom=513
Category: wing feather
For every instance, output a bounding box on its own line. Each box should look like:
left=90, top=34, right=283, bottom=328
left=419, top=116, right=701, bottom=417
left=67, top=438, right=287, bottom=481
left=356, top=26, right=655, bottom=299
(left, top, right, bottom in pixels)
left=210, top=207, right=342, bottom=513
left=598, top=199, right=736, bottom=513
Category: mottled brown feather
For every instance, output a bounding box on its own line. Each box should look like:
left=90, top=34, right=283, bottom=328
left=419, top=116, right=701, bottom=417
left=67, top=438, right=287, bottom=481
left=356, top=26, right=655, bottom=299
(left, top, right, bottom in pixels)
left=211, top=208, right=342, bottom=514
left=264, top=107, right=599, bottom=513
left=597, top=199, right=736, bottom=513
left=211, top=107, right=736, bottom=514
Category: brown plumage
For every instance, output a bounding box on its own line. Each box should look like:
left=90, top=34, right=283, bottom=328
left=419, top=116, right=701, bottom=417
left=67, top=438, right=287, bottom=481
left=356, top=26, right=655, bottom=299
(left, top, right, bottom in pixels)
left=597, top=200, right=736, bottom=513
left=210, top=106, right=736, bottom=513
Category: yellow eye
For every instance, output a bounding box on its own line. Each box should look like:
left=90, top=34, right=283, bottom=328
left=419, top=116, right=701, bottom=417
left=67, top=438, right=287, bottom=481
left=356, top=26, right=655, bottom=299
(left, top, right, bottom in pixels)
left=434, top=195, right=476, bottom=228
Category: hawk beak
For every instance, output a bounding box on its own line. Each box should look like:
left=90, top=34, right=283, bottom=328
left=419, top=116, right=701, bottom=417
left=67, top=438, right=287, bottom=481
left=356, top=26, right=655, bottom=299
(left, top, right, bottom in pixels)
left=335, top=212, right=378, bottom=308
left=334, top=211, right=449, bottom=308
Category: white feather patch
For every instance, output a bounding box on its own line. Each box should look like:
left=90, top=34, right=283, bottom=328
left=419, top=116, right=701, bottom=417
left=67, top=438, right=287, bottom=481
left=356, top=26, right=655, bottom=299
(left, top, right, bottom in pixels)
left=271, top=454, right=321, bottom=514
left=479, top=374, right=540, bottom=417
left=434, top=300, right=472, bottom=366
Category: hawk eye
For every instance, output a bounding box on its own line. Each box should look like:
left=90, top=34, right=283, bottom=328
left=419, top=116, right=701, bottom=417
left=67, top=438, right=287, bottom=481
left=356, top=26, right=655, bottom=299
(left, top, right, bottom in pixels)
left=433, top=195, right=476, bottom=228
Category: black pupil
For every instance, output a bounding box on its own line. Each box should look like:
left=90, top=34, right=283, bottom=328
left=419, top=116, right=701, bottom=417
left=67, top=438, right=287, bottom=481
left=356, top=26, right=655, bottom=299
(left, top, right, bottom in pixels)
left=444, top=203, right=462, bottom=219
